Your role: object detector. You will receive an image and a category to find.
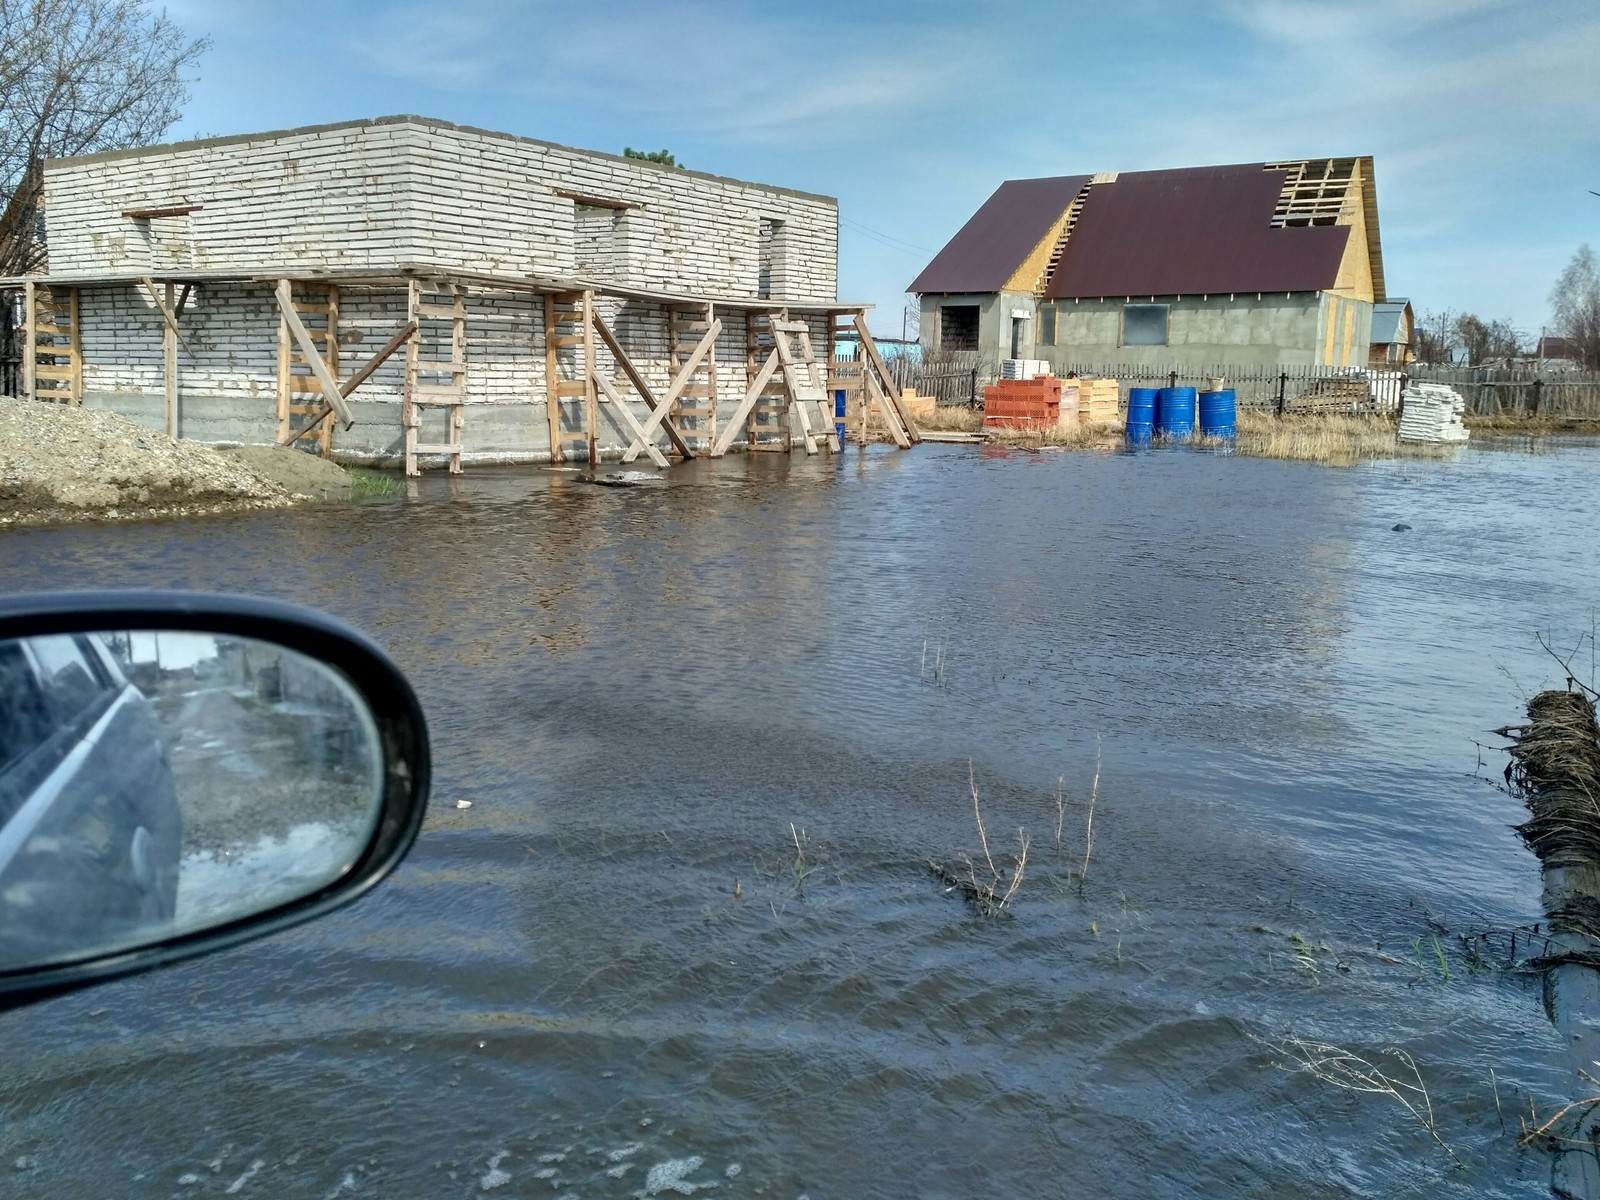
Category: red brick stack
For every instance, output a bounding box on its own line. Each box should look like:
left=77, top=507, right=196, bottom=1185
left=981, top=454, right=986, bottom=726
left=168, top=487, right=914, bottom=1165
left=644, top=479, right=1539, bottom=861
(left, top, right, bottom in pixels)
left=983, top=377, right=1061, bottom=429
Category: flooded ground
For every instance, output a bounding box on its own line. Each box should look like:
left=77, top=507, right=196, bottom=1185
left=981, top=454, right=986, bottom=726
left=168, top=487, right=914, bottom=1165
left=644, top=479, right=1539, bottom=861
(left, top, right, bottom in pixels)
left=0, top=436, right=1596, bottom=1198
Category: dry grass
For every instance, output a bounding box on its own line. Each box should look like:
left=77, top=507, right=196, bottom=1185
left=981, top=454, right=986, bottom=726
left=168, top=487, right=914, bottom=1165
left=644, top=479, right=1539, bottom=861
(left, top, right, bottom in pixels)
left=1465, top=414, right=1600, bottom=434
left=917, top=406, right=984, bottom=432
left=928, top=762, right=1029, bottom=917
left=1264, top=1035, right=1459, bottom=1164
left=1226, top=411, right=1455, bottom=466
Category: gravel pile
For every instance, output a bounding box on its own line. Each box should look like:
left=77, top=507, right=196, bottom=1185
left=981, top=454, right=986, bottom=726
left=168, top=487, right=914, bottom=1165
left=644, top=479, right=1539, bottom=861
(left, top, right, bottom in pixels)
left=0, top=398, right=352, bottom=526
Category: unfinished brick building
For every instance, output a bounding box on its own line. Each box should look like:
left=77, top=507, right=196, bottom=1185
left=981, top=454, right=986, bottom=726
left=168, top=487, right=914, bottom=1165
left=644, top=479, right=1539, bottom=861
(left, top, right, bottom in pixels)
left=0, top=115, right=915, bottom=471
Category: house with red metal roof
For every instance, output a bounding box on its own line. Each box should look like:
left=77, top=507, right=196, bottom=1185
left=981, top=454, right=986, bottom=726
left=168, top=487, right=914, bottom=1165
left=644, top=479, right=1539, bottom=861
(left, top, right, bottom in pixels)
left=909, top=158, right=1385, bottom=372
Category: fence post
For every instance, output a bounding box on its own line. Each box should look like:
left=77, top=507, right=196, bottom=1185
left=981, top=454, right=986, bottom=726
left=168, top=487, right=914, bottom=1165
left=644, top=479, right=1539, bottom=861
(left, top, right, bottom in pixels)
left=1530, top=377, right=1543, bottom=416
left=1275, top=372, right=1287, bottom=417
left=969, top=367, right=978, bottom=409
left=1168, top=370, right=1178, bottom=389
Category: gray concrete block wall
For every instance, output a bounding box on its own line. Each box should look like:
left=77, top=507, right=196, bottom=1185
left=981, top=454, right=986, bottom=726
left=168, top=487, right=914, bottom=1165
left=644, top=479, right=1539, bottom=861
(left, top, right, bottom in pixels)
left=43, top=117, right=839, bottom=304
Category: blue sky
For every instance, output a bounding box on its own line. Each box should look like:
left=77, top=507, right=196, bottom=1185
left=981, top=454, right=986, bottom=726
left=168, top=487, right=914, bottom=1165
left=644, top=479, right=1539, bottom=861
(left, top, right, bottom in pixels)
left=164, top=0, right=1598, bottom=338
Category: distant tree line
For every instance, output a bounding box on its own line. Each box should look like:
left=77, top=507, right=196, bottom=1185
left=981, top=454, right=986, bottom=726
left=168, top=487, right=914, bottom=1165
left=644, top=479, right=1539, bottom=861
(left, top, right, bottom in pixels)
left=623, top=147, right=679, bottom=167
left=1413, top=244, right=1600, bottom=370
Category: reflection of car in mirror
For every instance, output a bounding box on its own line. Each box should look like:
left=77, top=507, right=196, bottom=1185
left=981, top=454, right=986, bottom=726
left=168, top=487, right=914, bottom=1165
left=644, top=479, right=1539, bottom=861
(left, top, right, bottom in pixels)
left=0, top=633, right=182, bottom=967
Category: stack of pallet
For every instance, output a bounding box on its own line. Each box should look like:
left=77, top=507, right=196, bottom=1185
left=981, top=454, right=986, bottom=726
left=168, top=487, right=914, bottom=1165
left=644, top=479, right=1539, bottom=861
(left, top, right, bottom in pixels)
left=983, top=377, right=1061, bottom=429
left=1065, top=377, right=1119, bottom=425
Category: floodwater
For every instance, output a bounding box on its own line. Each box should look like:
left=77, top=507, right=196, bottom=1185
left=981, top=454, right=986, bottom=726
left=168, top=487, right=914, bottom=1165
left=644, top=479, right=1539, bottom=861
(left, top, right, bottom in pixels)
left=1, top=436, right=1598, bottom=1198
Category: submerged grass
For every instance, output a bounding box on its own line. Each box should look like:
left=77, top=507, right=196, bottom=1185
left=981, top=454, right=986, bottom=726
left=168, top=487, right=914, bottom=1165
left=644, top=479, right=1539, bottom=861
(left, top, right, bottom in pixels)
left=346, top=466, right=404, bottom=498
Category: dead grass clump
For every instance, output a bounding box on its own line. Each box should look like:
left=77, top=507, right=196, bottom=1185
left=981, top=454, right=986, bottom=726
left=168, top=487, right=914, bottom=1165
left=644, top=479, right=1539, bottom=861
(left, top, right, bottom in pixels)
left=1497, top=687, right=1600, bottom=923
left=917, top=406, right=984, bottom=432
left=1264, top=1035, right=1459, bottom=1164
left=987, top=422, right=1124, bottom=450
left=928, top=762, right=1029, bottom=917
left=1226, top=410, right=1453, bottom=466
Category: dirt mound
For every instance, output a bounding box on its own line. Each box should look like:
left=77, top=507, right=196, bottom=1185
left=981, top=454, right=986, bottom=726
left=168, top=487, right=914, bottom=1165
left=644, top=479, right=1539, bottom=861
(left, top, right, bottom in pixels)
left=225, top=445, right=354, bottom=500
left=0, top=398, right=352, bottom=526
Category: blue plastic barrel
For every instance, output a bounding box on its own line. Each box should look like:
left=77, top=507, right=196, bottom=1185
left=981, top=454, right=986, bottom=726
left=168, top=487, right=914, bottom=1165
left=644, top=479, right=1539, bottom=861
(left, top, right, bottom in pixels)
left=1198, top=389, right=1236, bottom=439
left=1126, top=387, right=1158, bottom=442
left=1155, top=387, right=1197, bottom=437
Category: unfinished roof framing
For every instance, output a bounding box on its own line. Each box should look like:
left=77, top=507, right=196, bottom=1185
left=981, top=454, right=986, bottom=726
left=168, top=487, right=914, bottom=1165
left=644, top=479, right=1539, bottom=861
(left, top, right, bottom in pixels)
left=0, top=116, right=918, bottom=469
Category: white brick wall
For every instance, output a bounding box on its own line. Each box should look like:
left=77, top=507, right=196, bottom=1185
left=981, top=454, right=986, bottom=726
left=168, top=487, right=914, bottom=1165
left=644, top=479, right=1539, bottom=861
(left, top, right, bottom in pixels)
left=44, top=117, right=839, bottom=304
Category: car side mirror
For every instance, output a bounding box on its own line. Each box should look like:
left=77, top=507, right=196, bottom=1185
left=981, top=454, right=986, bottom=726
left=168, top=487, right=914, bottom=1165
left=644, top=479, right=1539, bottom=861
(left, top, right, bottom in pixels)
left=0, top=592, right=429, bottom=1007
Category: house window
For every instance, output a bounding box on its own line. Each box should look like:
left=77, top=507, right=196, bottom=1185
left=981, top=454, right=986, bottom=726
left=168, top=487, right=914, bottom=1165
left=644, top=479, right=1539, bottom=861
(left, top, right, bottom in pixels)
left=758, top=217, right=786, bottom=299
left=1038, top=302, right=1056, bottom=346
left=940, top=305, right=979, bottom=353
left=1122, top=303, right=1168, bottom=346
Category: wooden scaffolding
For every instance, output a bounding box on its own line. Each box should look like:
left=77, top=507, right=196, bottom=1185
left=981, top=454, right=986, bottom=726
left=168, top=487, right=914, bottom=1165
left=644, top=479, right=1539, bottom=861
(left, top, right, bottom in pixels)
left=21, top=282, right=82, bottom=406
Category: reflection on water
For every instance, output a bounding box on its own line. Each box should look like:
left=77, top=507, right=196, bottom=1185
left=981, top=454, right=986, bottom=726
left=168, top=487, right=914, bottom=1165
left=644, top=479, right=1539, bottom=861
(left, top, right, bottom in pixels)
left=0, top=439, right=1597, bottom=1197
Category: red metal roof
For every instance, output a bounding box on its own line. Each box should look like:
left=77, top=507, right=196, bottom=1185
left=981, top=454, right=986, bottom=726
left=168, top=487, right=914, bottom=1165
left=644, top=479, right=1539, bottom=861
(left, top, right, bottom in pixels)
left=907, top=175, right=1090, bottom=294
left=1045, top=164, right=1349, bottom=298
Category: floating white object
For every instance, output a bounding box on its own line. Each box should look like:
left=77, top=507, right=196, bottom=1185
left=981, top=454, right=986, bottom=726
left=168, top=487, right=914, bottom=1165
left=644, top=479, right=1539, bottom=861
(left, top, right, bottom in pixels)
left=1398, top=383, right=1469, bottom=444
left=456, top=799, right=472, bottom=809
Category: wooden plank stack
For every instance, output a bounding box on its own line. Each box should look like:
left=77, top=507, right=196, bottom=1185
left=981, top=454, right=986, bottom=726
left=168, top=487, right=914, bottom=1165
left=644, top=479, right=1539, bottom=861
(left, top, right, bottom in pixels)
left=1071, top=377, right=1120, bottom=424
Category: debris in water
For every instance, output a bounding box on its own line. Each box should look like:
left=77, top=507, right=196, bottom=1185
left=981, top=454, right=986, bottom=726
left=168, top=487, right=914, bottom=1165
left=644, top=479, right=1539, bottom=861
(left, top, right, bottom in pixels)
left=1392, top=522, right=1412, bottom=532
left=456, top=799, right=473, bottom=809
left=480, top=1150, right=511, bottom=1191
left=643, top=1155, right=706, bottom=1195
left=577, top=471, right=658, bottom=488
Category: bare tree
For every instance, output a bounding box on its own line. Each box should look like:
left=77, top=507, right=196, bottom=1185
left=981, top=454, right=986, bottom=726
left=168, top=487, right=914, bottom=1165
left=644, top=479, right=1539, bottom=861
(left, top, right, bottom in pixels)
left=1413, top=309, right=1457, bottom=366
left=1550, top=244, right=1600, bottom=370
left=1453, top=313, right=1526, bottom=366
left=0, top=0, right=208, bottom=275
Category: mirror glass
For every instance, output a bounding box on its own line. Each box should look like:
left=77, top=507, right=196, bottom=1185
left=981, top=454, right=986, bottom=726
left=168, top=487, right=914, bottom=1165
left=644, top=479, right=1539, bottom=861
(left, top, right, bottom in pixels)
left=0, top=630, right=384, bottom=971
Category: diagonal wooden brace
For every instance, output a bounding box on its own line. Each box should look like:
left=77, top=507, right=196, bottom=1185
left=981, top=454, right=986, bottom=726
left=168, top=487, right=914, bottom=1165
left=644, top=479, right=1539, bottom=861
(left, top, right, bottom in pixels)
left=275, top=279, right=353, bottom=427
left=140, top=277, right=198, bottom=361
left=618, top=317, right=722, bottom=464
left=277, top=320, right=417, bottom=445
left=710, top=350, right=779, bottom=457
left=593, top=372, right=671, bottom=468
left=590, top=311, right=694, bottom=460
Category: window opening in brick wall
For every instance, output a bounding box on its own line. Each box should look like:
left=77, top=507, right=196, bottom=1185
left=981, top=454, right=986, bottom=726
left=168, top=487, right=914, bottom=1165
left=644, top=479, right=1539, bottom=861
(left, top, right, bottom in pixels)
left=940, top=305, right=979, bottom=353
left=758, top=217, right=785, bottom=299
left=574, top=203, right=619, bottom=279
left=1122, top=303, right=1169, bottom=346
left=1038, top=302, right=1056, bottom=346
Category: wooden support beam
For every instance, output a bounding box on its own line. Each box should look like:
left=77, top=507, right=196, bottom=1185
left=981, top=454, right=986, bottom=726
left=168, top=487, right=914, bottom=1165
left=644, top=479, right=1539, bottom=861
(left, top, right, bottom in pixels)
left=68, top=287, right=81, bottom=405
left=163, top=282, right=178, bottom=437
left=853, top=312, right=918, bottom=443
left=593, top=372, right=670, bottom=469
left=276, top=320, right=416, bottom=446
left=619, top=317, right=721, bottom=464
left=21, top=281, right=34, bottom=401
left=710, top=349, right=779, bottom=457
left=590, top=311, right=695, bottom=460
left=275, top=279, right=353, bottom=427
left=174, top=283, right=193, bottom=319
left=582, top=290, right=598, bottom=467
left=543, top=293, right=565, bottom=464
left=140, top=277, right=198, bottom=360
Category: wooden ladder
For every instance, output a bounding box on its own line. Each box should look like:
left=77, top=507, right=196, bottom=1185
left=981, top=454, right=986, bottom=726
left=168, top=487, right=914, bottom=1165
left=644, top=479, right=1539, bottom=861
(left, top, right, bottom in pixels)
left=544, top=290, right=596, bottom=465
left=276, top=282, right=338, bottom=455
left=667, top=302, right=716, bottom=454
left=403, top=279, right=467, bottom=476
left=24, top=283, right=82, bottom=405
left=769, top=318, right=838, bottom=455
left=744, top=310, right=791, bottom=451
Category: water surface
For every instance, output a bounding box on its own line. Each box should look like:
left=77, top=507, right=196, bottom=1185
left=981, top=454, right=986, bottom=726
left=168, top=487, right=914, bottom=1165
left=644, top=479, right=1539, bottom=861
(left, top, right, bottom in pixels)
left=2, top=437, right=1596, bottom=1198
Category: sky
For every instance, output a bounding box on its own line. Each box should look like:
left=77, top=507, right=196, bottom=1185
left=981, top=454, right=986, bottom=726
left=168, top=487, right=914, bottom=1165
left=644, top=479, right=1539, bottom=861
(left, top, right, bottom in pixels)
left=161, top=0, right=1599, bottom=338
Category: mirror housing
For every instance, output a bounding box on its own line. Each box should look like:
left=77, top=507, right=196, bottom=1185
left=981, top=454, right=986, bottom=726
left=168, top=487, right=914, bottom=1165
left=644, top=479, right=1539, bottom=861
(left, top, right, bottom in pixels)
left=0, top=591, right=429, bottom=1007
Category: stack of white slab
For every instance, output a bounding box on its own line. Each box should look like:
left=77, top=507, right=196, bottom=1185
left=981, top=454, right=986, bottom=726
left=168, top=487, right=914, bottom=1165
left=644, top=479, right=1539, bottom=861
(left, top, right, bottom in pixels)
left=1398, top=383, right=1470, bottom=444
left=1000, top=358, right=1051, bottom=380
